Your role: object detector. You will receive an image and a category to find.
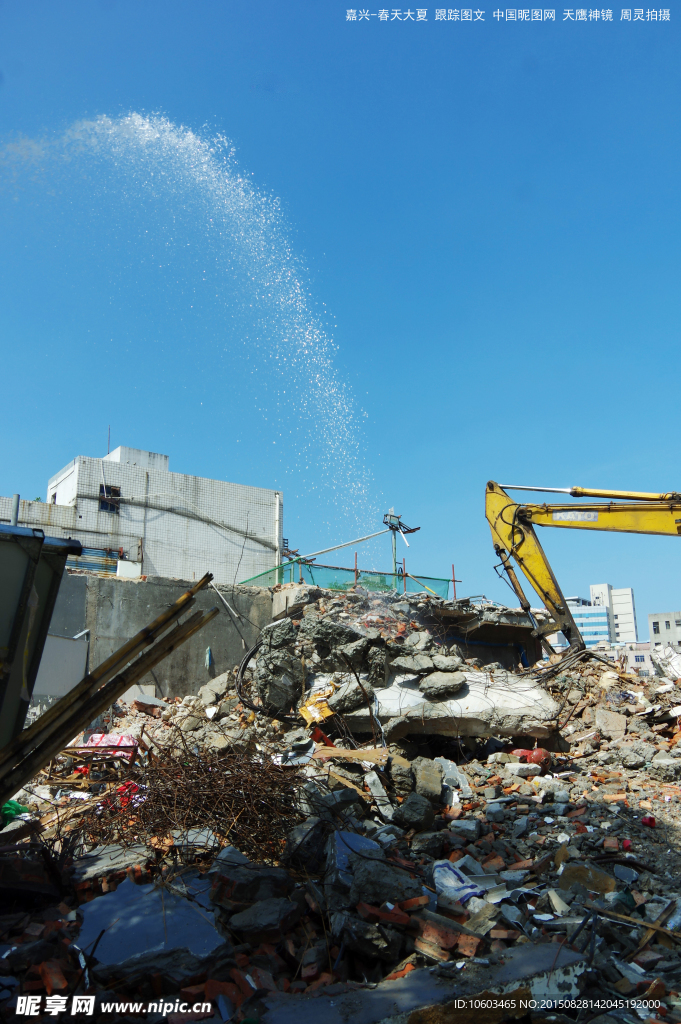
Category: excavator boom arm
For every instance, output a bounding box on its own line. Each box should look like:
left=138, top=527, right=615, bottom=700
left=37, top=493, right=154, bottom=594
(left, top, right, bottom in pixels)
left=485, top=481, right=584, bottom=650
left=486, top=480, right=681, bottom=653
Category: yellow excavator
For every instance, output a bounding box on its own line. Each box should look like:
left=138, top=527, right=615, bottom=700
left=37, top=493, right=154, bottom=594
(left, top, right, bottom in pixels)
left=485, top=480, right=681, bottom=656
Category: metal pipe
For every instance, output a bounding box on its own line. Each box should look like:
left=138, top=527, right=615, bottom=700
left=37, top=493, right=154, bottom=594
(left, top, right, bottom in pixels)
left=500, top=485, right=573, bottom=494
left=10, top=494, right=19, bottom=527
left=210, top=580, right=242, bottom=622
left=299, top=528, right=389, bottom=561
left=274, top=492, right=281, bottom=582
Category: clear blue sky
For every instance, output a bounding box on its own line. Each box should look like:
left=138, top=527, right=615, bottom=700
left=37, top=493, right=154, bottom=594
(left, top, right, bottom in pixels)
left=0, top=1, right=679, bottom=638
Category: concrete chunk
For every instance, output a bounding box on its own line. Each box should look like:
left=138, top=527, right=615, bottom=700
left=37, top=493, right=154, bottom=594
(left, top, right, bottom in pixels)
left=448, top=818, right=481, bottom=841
left=390, top=654, right=434, bottom=674
left=431, top=655, right=465, bottom=672
left=594, top=707, right=627, bottom=740
left=393, top=791, right=435, bottom=830
left=229, top=897, right=302, bottom=940
left=505, top=762, right=542, bottom=777
left=419, top=671, right=467, bottom=699
left=413, top=758, right=444, bottom=803
left=364, top=770, right=394, bottom=821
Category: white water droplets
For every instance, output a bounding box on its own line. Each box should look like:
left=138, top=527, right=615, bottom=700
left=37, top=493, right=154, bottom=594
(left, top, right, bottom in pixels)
left=1, top=112, right=380, bottom=541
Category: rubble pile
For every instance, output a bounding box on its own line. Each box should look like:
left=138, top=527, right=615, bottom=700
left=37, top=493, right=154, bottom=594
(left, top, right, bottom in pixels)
left=4, top=586, right=681, bottom=1022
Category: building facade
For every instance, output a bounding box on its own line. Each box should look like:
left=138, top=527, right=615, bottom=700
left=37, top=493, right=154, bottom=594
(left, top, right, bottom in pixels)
left=591, top=584, right=638, bottom=643
left=587, top=641, right=655, bottom=676
left=649, top=612, right=681, bottom=648
left=548, top=583, right=638, bottom=648
left=0, top=446, right=283, bottom=587
left=569, top=601, right=612, bottom=646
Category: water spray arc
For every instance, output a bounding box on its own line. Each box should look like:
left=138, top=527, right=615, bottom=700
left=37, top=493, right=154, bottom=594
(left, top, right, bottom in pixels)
left=0, top=112, right=380, bottom=541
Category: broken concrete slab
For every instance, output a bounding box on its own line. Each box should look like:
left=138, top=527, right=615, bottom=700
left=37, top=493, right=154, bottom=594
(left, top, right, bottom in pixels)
left=71, top=844, right=151, bottom=883
left=345, top=670, right=559, bottom=739
left=260, top=944, right=587, bottom=1024
left=77, top=876, right=223, bottom=964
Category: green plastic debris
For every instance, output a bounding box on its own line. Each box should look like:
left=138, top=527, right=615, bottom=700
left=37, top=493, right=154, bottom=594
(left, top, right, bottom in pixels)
left=1, top=799, right=30, bottom=827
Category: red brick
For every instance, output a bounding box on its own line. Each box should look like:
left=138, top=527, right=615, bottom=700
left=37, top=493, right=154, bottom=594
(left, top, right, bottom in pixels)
left=414, top=938, right=450, bottom=961
left=603, top=837, right=620, bottom=851
left=398, top=895, right=430, bottom=912
left=456, top=934, right=481, bottom=957
left=481, top=854, right=505, bottom=872
left=250, top=967, right=277, bottom=992
left=205, top=980, right=242, bottom=1007
left=355, top=902, right=410, bottom=927
left=489, top=929, right=520, bottom=940
left=385, top=963, right=417, bottom=981
left=416, top=919, right=460, bottom=951
left=38, top=962, right=68, bottom=995
left=305, top=972, right=335, bottom=993
left=635, top=950, right=664, bottom=969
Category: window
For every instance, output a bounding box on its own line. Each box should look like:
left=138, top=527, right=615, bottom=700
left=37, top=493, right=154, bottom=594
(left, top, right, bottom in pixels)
left=666, top=621, right=671, bottom=630
left=99, top=484, right=121, bottom=514
left=51, top=493, right=57, bottom=504
left=675, top=620, right=681, bottom=628
left=614, top=614, right=618, bottom=619
left=640, top=670, right=650, bottom=677
left=653, top=621, right=660, bottom=634
left=635, top=655, right=645, bottom=663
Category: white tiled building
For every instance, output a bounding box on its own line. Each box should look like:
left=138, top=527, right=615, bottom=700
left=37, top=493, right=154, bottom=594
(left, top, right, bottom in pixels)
left=0, top=446, right=282, bottom=587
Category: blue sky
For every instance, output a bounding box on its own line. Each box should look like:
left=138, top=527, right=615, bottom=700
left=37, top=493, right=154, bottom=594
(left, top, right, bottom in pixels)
left=0, top=1, right=679, bottom=637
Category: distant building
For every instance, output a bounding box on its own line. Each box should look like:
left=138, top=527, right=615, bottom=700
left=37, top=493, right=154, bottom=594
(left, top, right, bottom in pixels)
left=0, top=446, right=282, bottom=587
left=649, top=612, right=681, bottom=648
left=591, top=584, right=638, bottom=643
left=589, top=641, right=655, bottom=677
left=569, top=600, right=612, bottom=646
left=548, top=583, right=638, bottom=648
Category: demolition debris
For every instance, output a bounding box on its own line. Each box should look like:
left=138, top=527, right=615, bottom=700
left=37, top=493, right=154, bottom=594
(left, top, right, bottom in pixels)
left=4, top=585, right=681, bottom=1024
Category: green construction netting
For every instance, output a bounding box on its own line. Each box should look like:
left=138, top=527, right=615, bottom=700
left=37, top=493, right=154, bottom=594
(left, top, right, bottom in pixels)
left=239, top=561, right=451, bottom=598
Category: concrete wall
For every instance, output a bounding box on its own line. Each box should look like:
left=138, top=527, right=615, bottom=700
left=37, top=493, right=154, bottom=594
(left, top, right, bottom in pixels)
left=48, top=571, right=273, bottom=699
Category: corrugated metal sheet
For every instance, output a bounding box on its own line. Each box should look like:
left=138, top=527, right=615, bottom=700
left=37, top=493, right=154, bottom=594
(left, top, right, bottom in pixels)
left=66, top=548, right=118, bottom=574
